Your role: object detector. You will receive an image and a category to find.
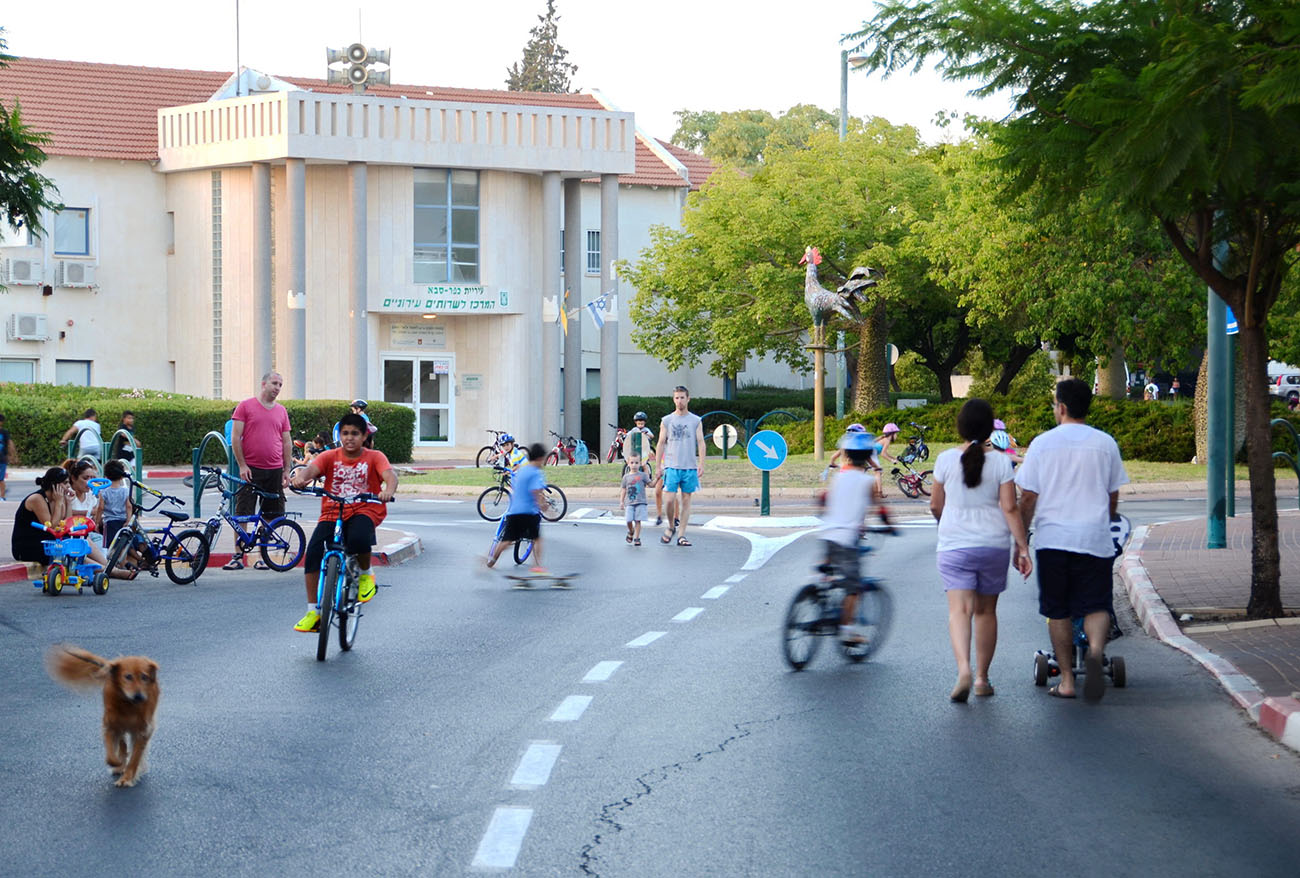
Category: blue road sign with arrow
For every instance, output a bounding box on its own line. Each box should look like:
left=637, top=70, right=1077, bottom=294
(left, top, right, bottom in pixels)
left=747, top=430, right=788, bottom=471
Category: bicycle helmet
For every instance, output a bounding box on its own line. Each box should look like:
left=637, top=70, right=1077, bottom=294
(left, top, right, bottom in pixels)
left=633, top=411, right=648, bottom=421
left=350, top=399, right=368, bottom=410
left=993, top=418, right=1006, bottom=430
left=882, top=422, right=900, bottom=435
left=846, top=423, right=866, bottom=432
left=500, top=433, right=515, bottom=444
left=990, top=429, right=1012, bottom=451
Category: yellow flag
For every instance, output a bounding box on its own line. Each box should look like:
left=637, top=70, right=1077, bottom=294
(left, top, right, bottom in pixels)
left=560, top=288, right=569, bottom=336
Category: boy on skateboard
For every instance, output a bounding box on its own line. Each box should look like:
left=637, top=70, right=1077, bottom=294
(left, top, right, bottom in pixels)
left=486, top=442, right=549, bottom=574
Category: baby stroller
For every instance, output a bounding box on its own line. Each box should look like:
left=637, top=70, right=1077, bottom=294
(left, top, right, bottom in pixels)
left=1031, top=514, right=1131, bottom=690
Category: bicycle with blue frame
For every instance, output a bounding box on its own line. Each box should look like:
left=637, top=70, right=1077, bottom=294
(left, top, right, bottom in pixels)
left=103, top=480, right=210, bottom=584
left=782, top=528, right=896, bottom=670
left=196, top=466, right=306, bottom=570
left=291, top=485, right=388, bottom=661
left=487, top=510, right=536, bottom=567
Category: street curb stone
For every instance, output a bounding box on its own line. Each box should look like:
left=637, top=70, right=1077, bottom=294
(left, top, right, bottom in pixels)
left=1118, top=524, right=1299, bottom=753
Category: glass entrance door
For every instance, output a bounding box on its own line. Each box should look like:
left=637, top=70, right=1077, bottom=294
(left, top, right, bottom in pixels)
left=383, top=355, right=454, bottom=446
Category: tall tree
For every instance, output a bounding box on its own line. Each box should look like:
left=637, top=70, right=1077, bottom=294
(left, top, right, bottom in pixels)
left=852, top=0, right=1300, bottom=617
left=504, top=0, right=578, bottom=93
left=670, top=104, right=840, bottom=168
left=0, top=29, right=59, bottom=241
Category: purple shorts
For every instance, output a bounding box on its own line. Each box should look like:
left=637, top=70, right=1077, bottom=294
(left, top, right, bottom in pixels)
left=937, top=546, right=1011, bottom=595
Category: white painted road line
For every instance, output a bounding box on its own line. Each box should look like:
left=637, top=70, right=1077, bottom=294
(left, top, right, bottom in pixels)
left=582, top=660, right=624, bottom=682
left=471, top=807, right=534, bottom=869
left=626, top=631, right=667, bottom=648
left=672, top=607, right=705, bottom=623
left=409, top=498, right=465, bottom=504
left=549, top=695, right=593, bottom=722
left=701, top=586, right=729, bottom=600
left=725, top=573, right=747, bottom=583
left=511, top=742, right=563, bottom=788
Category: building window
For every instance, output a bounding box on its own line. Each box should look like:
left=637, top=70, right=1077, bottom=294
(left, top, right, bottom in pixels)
left=586, top=230, right=601, bottom=275
left=53, top=208, right=91, bottom=256
left=55, top=359, right=92, bottom=386
left=0, top=358, right=36, bottom=383
left=414, top=169, right=478, bottom=283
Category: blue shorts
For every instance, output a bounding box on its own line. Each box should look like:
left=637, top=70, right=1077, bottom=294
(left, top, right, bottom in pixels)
left=0, top=463, right=6, bottom=480
left=662, top=467, right=699, bottom=494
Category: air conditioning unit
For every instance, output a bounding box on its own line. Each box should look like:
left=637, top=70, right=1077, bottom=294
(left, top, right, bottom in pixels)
left=54, top=260, right=96, bottom=288
left=0, top=257, right=43, bottom=285
left=6, top=313, right=49, bottom=342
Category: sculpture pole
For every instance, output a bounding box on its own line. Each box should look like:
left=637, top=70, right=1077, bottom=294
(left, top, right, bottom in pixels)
left=809, top=340, right=826, bottom=463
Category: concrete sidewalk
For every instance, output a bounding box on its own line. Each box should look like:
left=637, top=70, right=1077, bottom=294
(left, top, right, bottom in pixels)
left=1118, top=508, right=1300, bottom=752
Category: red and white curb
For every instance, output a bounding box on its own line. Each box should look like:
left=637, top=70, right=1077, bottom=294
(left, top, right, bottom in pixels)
left=1118, top=524, right=1300, bottom=753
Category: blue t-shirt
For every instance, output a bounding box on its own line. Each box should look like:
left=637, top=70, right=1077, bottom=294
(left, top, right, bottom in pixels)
left=507, top=465, right=546, bottom=516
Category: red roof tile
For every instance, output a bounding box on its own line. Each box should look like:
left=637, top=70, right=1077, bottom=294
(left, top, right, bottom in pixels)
left=655, top=140, right=718, bottom=191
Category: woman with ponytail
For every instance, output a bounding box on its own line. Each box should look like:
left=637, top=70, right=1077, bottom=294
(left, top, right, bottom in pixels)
left=11, top=467, right=71, bottom=565
left=930, top=399, right=1032, bottom=702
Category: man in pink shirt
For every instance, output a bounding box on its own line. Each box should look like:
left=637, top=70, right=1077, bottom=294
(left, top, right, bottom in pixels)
left=226, top=371, right=293, bottom=570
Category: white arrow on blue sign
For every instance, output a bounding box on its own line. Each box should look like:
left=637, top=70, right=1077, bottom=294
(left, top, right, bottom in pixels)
left=746, top=429, right=788, bottom=471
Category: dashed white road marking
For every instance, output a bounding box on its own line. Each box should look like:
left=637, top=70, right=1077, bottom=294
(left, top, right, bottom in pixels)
left=701, top=586, right=729, bottom=599
left=471, top=807, right=533, bottom=869
left=626, top=631, right=666, bottom=648
left=672, top=607, right=704, bottom=622
left=511, top=742, right=563, bottom=788
left=409, top=498, right=465, bottom=504
left=384, top=519, right=472, bottom=527
left=724, top=573, right=748, bottom=583
left=549, top=695, right=593, bottom=722
left=582, top=660, right=624, bottom=682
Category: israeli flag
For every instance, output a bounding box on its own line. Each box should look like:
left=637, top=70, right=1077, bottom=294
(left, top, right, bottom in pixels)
left=585, top=298, right=606, bottom=330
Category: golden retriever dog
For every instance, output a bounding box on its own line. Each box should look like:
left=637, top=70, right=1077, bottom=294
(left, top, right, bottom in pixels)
left=46, top=645, right=160, bottom=788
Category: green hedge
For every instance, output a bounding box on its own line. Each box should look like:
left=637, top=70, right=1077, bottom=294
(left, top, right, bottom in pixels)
left=0, top=383, right=415, bottom=466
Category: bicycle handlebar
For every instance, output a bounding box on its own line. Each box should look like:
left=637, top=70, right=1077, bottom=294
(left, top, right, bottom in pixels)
left=290, top=485, right=389, bottom=505
left=127, top=476, right=184, bottom=509
left=202, top=466, right=281, bottom=499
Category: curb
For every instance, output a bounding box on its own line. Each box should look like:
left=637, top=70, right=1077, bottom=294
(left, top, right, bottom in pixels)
left=1117, top=524, right=1300, bottom=753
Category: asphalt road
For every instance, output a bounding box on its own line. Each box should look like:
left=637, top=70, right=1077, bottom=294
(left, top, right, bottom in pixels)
left=2, top=491, right=1299, bottom=876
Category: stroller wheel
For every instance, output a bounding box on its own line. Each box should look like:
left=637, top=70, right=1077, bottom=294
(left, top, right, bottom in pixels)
left=1033, top=652, right=1050, bottom=686
left=1110, top=656, right=1126, bottom=688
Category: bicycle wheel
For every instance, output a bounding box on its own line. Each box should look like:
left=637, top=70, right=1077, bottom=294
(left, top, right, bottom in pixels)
left=44, top=564, right=65, bottom=596
left=842, top=584, right=892, bottom=663
left=918, top=444, right=930, bottom=462
left=782, top=585, right=824, bottom=670
left=896, top=474, right=920, bottom=499
left=513, top=538, right=534, bottom=565
left=104, top=526, right=136, bottom=578
left=477, top=486, right=510, bottom=521
left=539, top=485, right=567, bottom=522
left=182, top=471, right=221, bottom=491
left=476, top=445, right=499, bottom=468
left=259, top=518, right=306, bottom=571
left=165, top=529, right=211, bottom=584
left=917, top=470, right=934, bottom=496
left=317, top=555, right=341, bottom=661
left=338, top=560, right=360, bottom=652
left=544, top=450, right=560, bottom=467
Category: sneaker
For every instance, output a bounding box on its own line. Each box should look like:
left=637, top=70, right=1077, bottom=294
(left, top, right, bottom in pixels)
left=839, top=625, right=868, bottom=645
left=222, top=556, right=245, bottom=571
left=294, top=610, right=321, bottom=632
left=357, top=573, right=376, bottom=603
left=529, top=566, right=550, bottom=576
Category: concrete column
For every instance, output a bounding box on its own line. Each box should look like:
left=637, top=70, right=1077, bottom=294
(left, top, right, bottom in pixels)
left=563, top=177, right=583, bottom=440
left=348, top=162, right=368, bottom=401
left=286, top=157, right=307, bottom=398
left=599, top=174, right=619, bottom=455
left=542, top=171, right=562, bottom=439
left=251, top=163, right=273, bottom=376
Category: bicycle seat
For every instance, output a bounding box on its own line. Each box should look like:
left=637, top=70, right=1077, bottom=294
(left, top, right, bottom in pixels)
left=161, top=509, right=189, bottom=522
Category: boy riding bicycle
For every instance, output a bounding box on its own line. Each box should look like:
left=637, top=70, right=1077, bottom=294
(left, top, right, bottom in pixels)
left=289, top=413, right=398, bottom=633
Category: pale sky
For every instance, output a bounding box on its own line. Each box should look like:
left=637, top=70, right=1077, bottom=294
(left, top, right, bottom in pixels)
left=2, top=0, right=1010, bottom=144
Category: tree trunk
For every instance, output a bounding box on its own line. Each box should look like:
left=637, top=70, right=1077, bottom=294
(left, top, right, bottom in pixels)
left=1095, top=339, right=1127, bottom=399
left=934, top=368, right=954, bottom=402
left=992, top=342, right=1038, bottom=396
left=1240, top=325, right=1282, bottom=618
left=1194, top=351, right=1209, bottom=464
left=853, top=301, right=889, bottom=413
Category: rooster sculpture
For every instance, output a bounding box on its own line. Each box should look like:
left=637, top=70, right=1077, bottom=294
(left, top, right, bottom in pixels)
left=799, top=246, right=877, bottom=346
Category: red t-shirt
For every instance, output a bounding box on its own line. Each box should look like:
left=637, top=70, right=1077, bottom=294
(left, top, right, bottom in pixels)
left=311, top=447, right=391, bottom=525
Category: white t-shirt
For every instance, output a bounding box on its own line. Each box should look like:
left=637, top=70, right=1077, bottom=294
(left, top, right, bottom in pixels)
left=1014, top=422, right=1129, bottom=558
left=819, top=467, right=875, bottom=548
left=72, top=418, right=101, bottom=455
left=933, top=447, right=1015, bottom=552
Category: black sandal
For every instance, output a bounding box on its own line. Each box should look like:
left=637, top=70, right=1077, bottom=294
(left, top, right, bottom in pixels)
left=676, top=537, right=692, bottom=546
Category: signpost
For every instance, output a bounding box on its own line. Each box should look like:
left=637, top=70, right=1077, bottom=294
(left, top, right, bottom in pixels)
left=747, top=429, right=788, bottom=516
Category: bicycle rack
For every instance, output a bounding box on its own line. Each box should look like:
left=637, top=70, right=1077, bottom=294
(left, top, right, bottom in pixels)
left=1272, top=418, right=1300, bottom=510
left=191, top=431, right=237, bottom=518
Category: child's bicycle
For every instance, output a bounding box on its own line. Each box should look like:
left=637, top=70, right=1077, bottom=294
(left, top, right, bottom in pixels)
left=889, top=462, right=934, bottom=498
left=475, top=465, right=569, bottom=522
left=545, top=431, right=590, bottom=466
left=782, top=529, right=896, bottom=670
left=196, top=467, right=306, bottom=570
left=32, top=517, right=106, bottom=596
left=488, top=511, right=535, bottom=567
left=476, top=429, right=513, bottom=468
left=898, top=422, right=931, bottom=465
left=103, top=481, right=210, bottom=585
left=291, top=485, right=388, bottom=662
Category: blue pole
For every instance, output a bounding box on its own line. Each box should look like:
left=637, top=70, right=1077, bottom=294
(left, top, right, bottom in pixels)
left=1225, top=332, right=1236, bottom=518
left=1206, top=270, right=1228, bottom=549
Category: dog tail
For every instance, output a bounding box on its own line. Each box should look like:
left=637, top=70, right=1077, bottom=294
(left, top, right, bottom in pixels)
left=46, top=644, right=110, bottom=690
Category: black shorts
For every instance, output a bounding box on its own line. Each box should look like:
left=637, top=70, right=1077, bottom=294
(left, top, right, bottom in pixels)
left=821, top=539, right=861, bottom=585
left=304, top=516, right=376, bottom=573
left=1036, top=548, right=1114, bottom=619
left=235, top=467, right=286, bottom=519
left=502, top=513, right=541, bottom=542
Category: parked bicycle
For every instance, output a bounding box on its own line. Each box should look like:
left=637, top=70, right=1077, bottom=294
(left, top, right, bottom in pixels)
left=103, top=481, right=210, bottom=585
left=291, top=485, right=386, bottom=662
left=898, top=422, right=931, bottom=465
left=889, top=462, right=934, bottom=498
left=782, top=529, right=895, bottom=670
left=545, top=431, right=590, bottom=466
left=475, top=465, right=568, bottom=522
left=605, top=424, right=627, bottom=463
left=196, top=467, right=306, bottom=570
left=476, top=429, right=514, bottom=468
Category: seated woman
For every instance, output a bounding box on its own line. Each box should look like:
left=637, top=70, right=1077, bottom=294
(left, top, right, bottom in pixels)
left=11, top=467, right=71, bottom=568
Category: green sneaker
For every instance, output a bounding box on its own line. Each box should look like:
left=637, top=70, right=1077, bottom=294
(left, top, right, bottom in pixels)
left=294, top=610, right=321, bottom=632
left=358, top=573, right=376, bottom=603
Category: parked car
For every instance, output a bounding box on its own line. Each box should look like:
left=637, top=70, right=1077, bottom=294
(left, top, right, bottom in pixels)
left=1272, top=373, right=1300, bottom=403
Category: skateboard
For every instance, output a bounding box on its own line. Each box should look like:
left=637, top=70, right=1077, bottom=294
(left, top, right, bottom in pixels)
left=505, top=572, right=579, bottom=590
